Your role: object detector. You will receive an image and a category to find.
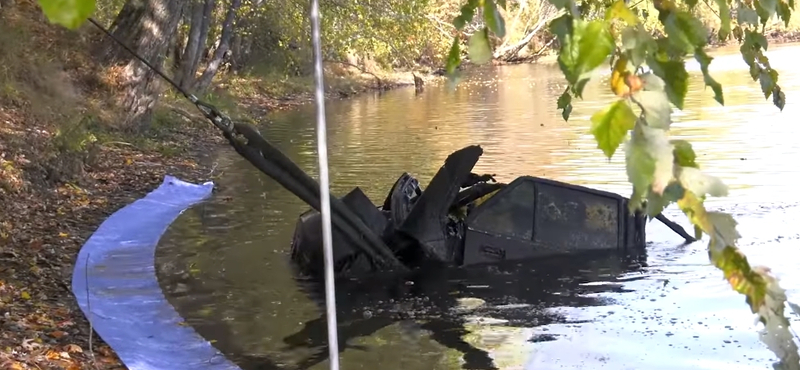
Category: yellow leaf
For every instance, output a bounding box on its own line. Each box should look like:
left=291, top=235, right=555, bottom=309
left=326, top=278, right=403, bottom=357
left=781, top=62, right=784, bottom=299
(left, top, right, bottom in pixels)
left=20, top=291, right=31, bottom=300
left=610, top=56, right=642, bottom=97
left=610, top=57, right=630, bottom=97
left=59, top=232, right=69, bottom=238
left=125, top=158, right=133, bottom=165
left=605, top=0, right=640, bottom=25
left=677, top=190, right=712, bottom=235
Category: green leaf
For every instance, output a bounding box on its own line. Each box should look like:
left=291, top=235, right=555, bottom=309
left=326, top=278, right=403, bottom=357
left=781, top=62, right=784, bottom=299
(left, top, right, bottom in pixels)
left=744, top=28, right=769, bottom=51
left=663, top=181, right=687, bottom=201
left=694, top=48, right=725, bottom=105
left=605, top=0, right=639, bottom=25
left=756, top=0, right=778, bottom=24
left=483, top=0, right=506, bottom=38
left=640, top=72, right=667, bottom=91
left=621, top=26, right=656, bottom=67
left=645, top=190, right=670, bottom=217
left=647, top=57, right=690, bottom=109
left=549, top=13, right=572, bottom=44
left=634, top=89, right=672, bottom=129
left=626, top=124, right=675, bottom=198
left=557, top=89, right=573, bottom=121
left=590, top=99, right=636, bottom=158
left=468, top=28, right=492, bottom=64
left=556, top=19, right=615, bottom=97
left=737, top=4, right=761, bottom=25
left=38, top=0, right=96, bottom=29
left=773, top=85, right=786, bottom=111
left=677, top=166, right=729, bottom=198
left=694, top=224, right=703, bottom=240
left=626, top=135, right=654, bottom=205
left=671, top=139, right=699, bottom=168
left=706, top=211, right=741, bottom=246
left=454, top=0, right=479, bottom=30
left=714, top=0, right=731, bottom=40
left=446, top=36, right=462, bottom=75
left=758, top=69, right=779, bottom=99
left=776, top=0, right=793, bottom=27
left=662, top=10, right=708, bottom=53
left=645, top=182, right=685, bottom=216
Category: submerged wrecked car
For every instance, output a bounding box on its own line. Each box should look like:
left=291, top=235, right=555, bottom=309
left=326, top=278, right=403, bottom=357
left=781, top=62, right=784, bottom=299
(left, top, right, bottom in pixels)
left=290, top=145, right=651, bottom=278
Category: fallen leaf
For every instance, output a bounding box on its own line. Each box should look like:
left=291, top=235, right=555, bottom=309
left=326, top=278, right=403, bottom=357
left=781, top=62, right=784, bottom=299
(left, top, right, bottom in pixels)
left=3, top=361, right=23, bottom=370
left=49, top=330, right=68, bottom=339
left=65, top=344, right=82, bottom=353
left=29, top=239, right=43, bottom=251
left=20, top=291, right=30, bottom=300
left=97, top=346, right=114, bottom=356
left=58, top=232, right=69, bottom=238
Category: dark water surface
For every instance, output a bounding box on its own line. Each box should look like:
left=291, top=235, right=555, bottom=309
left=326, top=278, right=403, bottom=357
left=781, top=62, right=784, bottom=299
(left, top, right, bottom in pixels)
left=156, top=44, right=800, bottom=370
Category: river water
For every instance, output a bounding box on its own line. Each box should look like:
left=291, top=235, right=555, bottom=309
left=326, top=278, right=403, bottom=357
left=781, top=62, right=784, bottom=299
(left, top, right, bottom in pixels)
left=156, top=44, right=800, bottom=370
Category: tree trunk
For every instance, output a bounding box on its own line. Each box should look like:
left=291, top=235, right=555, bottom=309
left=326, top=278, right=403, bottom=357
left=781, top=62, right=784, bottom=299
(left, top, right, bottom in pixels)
left=170, top=1, right=190, bottom=71
left=0, top=0, right=15, bottom=13
left=171, top=26, right=184, bottom=71
left=104, top=0, right=183, bottom=132
left=195, top=0, right=242, bottom=92
left=176, top=0, right=216, bottom=90
left=229, top=33, right=243, bottom=72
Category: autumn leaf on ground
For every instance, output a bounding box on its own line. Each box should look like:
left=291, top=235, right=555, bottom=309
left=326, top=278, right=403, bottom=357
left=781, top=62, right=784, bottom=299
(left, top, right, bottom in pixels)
left=49, top=330, right=68, bottom=339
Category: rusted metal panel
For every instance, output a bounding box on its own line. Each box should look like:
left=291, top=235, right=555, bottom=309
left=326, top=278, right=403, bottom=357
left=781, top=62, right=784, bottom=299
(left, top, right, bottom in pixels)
left=463, top=176, right=644, bottom=266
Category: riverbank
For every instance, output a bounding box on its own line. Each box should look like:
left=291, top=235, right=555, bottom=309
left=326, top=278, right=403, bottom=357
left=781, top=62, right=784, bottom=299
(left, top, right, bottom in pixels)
left=0, top=4, right=422, bottom=370
left=2, top=2, right=800, bottom=369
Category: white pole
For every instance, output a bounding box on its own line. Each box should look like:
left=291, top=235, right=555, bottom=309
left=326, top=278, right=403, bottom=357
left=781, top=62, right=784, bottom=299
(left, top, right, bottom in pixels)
left=309, top=1, right=341, bottom=370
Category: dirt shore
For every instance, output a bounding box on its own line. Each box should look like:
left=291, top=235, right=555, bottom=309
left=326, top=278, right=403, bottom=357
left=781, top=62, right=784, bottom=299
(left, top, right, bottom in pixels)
left=0, top=64, right=417, bottom=369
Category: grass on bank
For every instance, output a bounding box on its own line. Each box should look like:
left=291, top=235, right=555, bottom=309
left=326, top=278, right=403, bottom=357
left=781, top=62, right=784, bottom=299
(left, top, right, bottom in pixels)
left=0, top=0, right=416, bottom=192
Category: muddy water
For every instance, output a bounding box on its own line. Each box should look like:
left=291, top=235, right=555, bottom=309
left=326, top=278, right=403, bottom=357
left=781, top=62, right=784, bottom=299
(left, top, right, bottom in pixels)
left=156, top=43, right=800, bottom=370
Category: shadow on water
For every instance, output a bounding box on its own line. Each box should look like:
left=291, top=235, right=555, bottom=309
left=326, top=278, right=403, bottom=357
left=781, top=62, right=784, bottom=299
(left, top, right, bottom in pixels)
left=156, top=43, right=800, bottom=370
left=159, top=235, right=656, bottom=370
left=282, top=247, right=652, bottom=369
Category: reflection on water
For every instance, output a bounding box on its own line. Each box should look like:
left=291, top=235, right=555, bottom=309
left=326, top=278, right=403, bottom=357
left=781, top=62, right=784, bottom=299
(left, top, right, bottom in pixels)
left=156, top=43, right=800, bottom=370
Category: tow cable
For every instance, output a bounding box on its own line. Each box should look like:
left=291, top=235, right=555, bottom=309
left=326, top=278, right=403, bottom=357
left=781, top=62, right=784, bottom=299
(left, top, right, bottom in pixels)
left=87, top=5, right=347, bottom=369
